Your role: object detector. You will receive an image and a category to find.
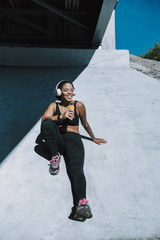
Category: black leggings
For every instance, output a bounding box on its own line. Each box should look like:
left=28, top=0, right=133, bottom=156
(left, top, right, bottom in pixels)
left=41, top=118, right=86, bottom=206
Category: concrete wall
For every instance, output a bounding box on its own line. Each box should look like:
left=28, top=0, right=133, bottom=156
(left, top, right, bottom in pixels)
left=101, top=10, right=115, bottom=49
left=0, top=47, right=95, bottom=67
left=0, top=48, right=128, bottom=67
left=92, top=0, right=117, bottom=48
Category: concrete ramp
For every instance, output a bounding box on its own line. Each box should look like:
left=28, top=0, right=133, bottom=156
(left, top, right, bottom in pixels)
left=0, top=50, right=160, bottom=240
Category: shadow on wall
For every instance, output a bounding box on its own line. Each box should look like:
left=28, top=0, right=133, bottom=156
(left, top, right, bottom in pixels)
left=0, top=61, right=94, bottom=164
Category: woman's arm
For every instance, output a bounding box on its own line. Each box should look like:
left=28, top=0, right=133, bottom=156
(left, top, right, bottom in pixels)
left=41, top=102, right=74, bottom=121
left=78, top=102, right=107, bottom=145
left=41, top=102, right=58, bottom=121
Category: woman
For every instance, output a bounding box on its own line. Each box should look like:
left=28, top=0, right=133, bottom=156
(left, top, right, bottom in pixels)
left=41, top=80, right=107, bottom=221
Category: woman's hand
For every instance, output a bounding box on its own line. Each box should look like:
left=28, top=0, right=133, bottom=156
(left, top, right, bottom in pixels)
left=60, top=109, right=74, bottom=121
left=92, top=138, right=107, bottom=145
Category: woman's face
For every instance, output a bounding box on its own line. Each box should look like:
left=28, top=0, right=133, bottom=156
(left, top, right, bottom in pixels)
left=61, top=83, right=74, bottom=102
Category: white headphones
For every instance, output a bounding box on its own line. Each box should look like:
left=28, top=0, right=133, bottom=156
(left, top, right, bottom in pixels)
left=54, top=80, right=76, bottom=97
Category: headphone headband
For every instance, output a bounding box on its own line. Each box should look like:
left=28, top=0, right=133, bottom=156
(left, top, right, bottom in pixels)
left=55, top=80, right=66, bottom=91
left=54, top=80, right=76, bottom=97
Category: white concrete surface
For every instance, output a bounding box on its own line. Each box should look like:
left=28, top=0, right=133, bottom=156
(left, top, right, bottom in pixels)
left=0, top=49, right=160, bottom=240
left=101, top=10, right=115, bottom=49
left=88, top=49, right=129, bottom=68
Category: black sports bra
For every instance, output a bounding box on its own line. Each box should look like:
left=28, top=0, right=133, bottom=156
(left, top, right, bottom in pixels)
left=53, top=101, right=79, bottom=126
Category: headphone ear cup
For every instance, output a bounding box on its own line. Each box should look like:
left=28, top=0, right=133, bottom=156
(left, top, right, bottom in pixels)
left=54, top=88, right=61, bottom=96
left=56, top=88, right=61, bottom=96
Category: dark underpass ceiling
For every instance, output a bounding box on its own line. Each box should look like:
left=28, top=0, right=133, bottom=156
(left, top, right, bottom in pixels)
left=0, top=0, right=118, bottom=49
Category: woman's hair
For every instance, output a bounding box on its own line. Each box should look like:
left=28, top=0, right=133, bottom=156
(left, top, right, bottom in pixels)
left=55, top=80, right=75, bottom=100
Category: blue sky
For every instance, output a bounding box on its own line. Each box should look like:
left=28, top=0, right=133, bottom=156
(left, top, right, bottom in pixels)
left=115, top=0, right=160, bottom=55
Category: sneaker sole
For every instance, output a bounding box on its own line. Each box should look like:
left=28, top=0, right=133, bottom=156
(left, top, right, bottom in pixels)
left=49, top=167, right=60, bottom=175
left=73, top=214, right=86, bottom=222
left=76, top=209, right=93, bottom=219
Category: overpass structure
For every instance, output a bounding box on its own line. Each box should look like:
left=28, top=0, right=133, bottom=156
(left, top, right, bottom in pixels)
left=0, top=0, right=118, bottom=49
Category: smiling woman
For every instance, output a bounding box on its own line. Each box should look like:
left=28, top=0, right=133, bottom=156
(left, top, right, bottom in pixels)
left=40, top=80, right=107, bottom=221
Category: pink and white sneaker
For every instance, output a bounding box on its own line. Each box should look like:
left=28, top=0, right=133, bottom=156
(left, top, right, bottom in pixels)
left=49, top=153, right=61, bottom=175
left=75, top=198, right=93, bottom=219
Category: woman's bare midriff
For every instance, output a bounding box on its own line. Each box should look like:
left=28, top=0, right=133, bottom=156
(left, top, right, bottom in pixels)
left=58, top=125, right=79, bottom=134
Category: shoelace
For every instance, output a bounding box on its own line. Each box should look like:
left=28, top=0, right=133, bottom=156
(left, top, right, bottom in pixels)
left=49, top=155, right=59, bottom=167
left=79, top=198, right=89, bottom=206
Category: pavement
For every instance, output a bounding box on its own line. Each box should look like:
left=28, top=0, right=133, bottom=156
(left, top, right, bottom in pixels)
left=0, top=49, right=160, bottom=240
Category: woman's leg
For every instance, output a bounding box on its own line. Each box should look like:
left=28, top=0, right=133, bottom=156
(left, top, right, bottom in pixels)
left=41, top=118, right=65, bottom=156
left=63, top=132, right=92, bottom=219
left=63, top=133, right=86, bottom=207
left=41, top=118, right=65, bottom=175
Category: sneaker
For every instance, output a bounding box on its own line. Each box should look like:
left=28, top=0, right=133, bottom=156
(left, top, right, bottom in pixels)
left=68, top=207, right=86, bottom=222
left=76, top=198, right=93, bottom=219
left=74, top=213, right=86, bottom=222
left=49, top=153, right=61, bottom=175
